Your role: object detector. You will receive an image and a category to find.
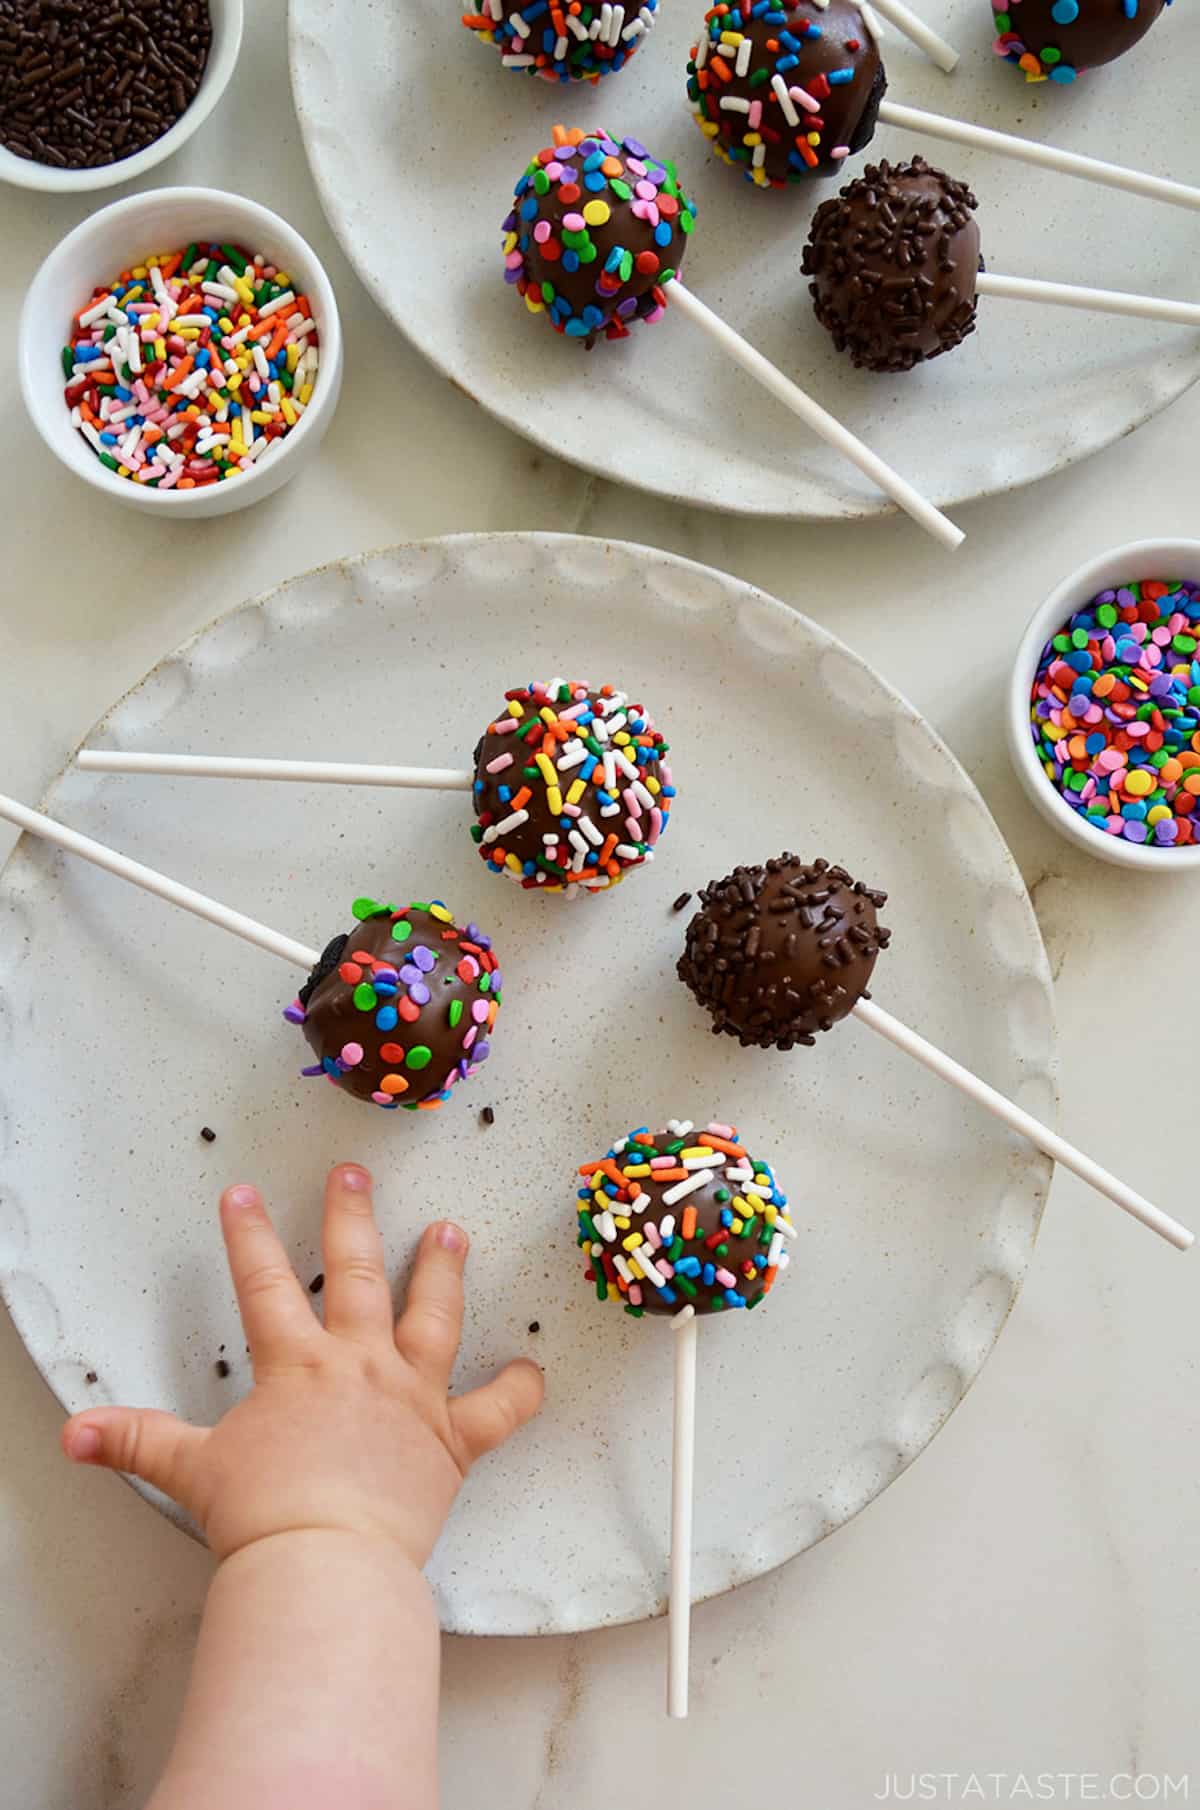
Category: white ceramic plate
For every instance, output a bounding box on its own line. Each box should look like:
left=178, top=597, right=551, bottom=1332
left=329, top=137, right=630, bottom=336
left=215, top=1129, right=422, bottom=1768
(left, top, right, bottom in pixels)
left=289, top=0, right=1200, bottom=521
left=0, top=535, right=1055, bottom=1634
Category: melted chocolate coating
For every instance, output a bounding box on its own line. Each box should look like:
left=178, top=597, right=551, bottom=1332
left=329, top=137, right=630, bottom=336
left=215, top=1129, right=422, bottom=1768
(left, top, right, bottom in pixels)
left=687, top=0, right=885, bottom=188
left=504, top=127, right=696, bottom=346
left=296, top=905, right=500, bottom=1110
left=802, top=156, right=982, bottom=373
left=577, top=1120, right=793, bottom=1315
left=992, top=0, right=1166, bottom=80
left=471, top=679, right=674, bottom=893
left=678, top=854, right=890, bottom=1048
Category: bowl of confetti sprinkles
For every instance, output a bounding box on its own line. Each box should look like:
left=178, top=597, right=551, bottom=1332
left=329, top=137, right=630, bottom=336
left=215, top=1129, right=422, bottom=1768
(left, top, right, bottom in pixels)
left=1009, top=540, right=1200, bottom=871
left=0, top=0, right=243, bottom=194
left=19, top=185, right=342, bottom=516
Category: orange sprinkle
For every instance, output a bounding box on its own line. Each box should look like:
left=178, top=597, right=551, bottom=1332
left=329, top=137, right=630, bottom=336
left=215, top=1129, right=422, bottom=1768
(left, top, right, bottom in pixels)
left=697, top=1134, right=746, bottom=1158
left=681, top=1205, right=698, bottom=1240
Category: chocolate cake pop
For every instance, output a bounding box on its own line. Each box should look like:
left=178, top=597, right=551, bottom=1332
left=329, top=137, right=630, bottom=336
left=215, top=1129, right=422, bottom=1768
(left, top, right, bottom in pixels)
left=687, top=0, right=887, bottom=188
left=462, top=0, right=660, bottom=80
left=286, top=897, right=501, bottom=1110
left=577, top=1118, right=795, bottom=1315
left=802, top=156, right=982, bottom=372
left=503, top=125, right=697, bottom=343
left=678, top=854, right=890, bottom=1047
left=991, top=0, right=1168, bottom=82
left=471, top=680, right=675, bottom=891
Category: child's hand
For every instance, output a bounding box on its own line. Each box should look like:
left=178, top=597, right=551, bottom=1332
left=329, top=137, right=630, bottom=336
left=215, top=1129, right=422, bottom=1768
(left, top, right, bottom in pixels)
left=61, top=1164, right=544, bottom=1568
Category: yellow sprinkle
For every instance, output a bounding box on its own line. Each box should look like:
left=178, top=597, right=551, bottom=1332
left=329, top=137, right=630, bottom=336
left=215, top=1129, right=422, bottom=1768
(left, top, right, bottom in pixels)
left=613, top=1215, right=631, bottom=1231
left=1147, top=804, right=1172, bottom=825
left=507, top=700, right=524, bottom=719
left=286, top=343, right=301, bottom=372
left=622, top=1233, right=644, bottom=1251
left=219, top=315, right=234, bottom=331
left=730, top=1218, right=744, bottom=1235
left=177, top=327, right=200, bottom=340
left=281, top=400, right=297, bottom=426
left=539, top=706, right=557, bottom=726
left=807, top=132, right=821, bottom=144
left=502, top=230, right=518, bottom=254
left=535, top=752, right=557, bottom=786
left=132, top=265, right=148, bottom=279
left=505, top=852, right=522, bottom=872
left=524, top=293, right=544, bottom=313
left=154, top=338, right=167, bottom=362
left=700, top=120, right=719, bottom=139
left=251, top=409, right=272, bottom=425
left=429, top=903, right=452, bottom=923
left=622, top=1164, right=651, bottom=1179
left=753, top=1173, right=771, bottom=1187
left=679, top=1146, right=711, bottom=1160
left=298, top=383, right=313, bottom=405
left=645, top=774, right=661, bottom=795
left=613, top=730, right=630, bottom=746
left=582, top=198, right=611, bottom=227
left=764, top=1202, right=778, bottom=1224
left=566, top=778, right=586, bottom=806
left=233, top=277, right=255, bottom=306
left=546, top=786, right=563, bottom=816
left=1043, top=721, right=1065, bottom=742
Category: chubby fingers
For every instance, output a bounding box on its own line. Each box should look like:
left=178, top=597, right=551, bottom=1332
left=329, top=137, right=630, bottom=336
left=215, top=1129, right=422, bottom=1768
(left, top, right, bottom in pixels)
left=321, top=1164, right=395, bottom=1345
left=62, top=1405, right=207, bottom=1505
left=394, top=1221, right=470, bottom=1384
left=220, top=1183, right=320, bottom=1370
left=451, top=1359, right=545, bottom=1466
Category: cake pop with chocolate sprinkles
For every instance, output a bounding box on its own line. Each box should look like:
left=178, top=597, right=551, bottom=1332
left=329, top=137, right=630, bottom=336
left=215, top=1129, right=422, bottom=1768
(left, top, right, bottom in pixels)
left=678, top=855, right=890, bottom=1047
left=577, top=1118, right=795, bottom=1315
left=461, top=0, right=660, bottom=81
left=687, top=0, right=887, bottom=188
left=471, top=679, right=675, bottom=891
left=284, top=898, right=501, bottom=1109
left=802, top=156, right=982, bottom=372
left=503, top=125, right=697, bottom=344
left=991, top=0, right=1168, bottom=83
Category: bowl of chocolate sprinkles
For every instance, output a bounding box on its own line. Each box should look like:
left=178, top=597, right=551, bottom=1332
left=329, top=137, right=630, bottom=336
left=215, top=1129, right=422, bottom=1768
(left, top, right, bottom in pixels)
left=0, top=0, right=243, bottom=192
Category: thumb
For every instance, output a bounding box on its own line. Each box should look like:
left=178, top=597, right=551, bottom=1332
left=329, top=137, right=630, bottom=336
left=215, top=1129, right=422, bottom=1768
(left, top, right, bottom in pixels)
left=451, top=1358, right=545, bottom=1466
left=62, top=1407, right=207, bottom=1504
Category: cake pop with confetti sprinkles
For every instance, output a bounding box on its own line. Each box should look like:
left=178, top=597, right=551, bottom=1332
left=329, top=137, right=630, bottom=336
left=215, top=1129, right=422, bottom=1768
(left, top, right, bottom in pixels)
left=471, top=679, right=675, bottom=892
left=687, top=0, right=886, bottom=188
left=1028, top=577, right=1200, bottom=848
left=462, top=0, right=660, bottom=81
left=679, top=854, right=890, bottom=1047
left=503, top=126, right=697, bottom=344
left=284, top=898, right=501, bottom=1110
left=991, top=0, right=1168, bottom=83
left=577, top=1119, right=795, bottom=1316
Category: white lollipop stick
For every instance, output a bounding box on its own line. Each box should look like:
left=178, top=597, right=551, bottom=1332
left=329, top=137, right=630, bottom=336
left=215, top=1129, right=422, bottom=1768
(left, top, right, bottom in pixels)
left=878, top=99, right=1200, bottom=212
left=0, top=794, right=319, bottom=971
left=669, top=1305, right=698, bottom=1719
left=866, top=0, right=959, bottom=71
left=852, top=997, right=1193, bottom=1250
left=666, top=279, right=964, bottom=550
left=77, top=750, right=476, bottom=790
left=977, top=270, right=1200, bottom=329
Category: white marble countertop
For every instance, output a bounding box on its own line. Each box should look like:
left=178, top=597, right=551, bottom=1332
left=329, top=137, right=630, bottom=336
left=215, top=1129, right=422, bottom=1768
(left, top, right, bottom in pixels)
left=1, top=5, right=1197, bottom=1806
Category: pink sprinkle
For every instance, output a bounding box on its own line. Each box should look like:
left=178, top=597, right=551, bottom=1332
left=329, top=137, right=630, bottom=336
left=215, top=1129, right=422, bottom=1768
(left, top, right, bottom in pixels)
left=471, top=999, right=489, bottom=1023
left=644, top=1222, right=662, bottom=1249
left=706, top=1122, right=736, bottom=1138
left=831, top=145, right=851, bottom=159
left=650, top=1155, right=676, bottom=1169
left=462, top=1025, right=478, bottom=1050
left=634, top=179, right=656, bottom=200
left=647, top=806, right=663, bottom=846
left=371, top=1090, right=391, bottom=1104
left=533, top=220, right=552, bottom=244
left=748, top=99, right=762, bottom=128
left=629, top=1284, right=643, bottom=1306
left=1096, top=748, right=1124, bottom=772
left=563, top=211, right=586, bottom=232
left=486, top=751, right=515, bottom=774
left=715, top=1268, right=737, bottom=1288
left=340, top=1042, right=363, bottom=1066
left=790, top=84, right=820, bottom=110
left=491, top=717, right=518, bottom=734
left=623, top=785, right=642, bottom=818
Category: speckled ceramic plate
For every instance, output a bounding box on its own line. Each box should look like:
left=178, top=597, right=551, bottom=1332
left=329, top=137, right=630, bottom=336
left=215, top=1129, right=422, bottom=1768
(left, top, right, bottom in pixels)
left=289, top=0, right=1200, bottom=521
left=0, top=535, right=1055, bottom=1634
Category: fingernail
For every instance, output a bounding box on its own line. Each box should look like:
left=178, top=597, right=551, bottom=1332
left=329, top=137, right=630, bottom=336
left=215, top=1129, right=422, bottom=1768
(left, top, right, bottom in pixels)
left=65, top=1424, right=102, bottom=1463
left=436, top=1220, right=467, bottom=1255
left=225, top=1184, right=260, bottom=1211
left=338, top=1164, right=372, bottom=1193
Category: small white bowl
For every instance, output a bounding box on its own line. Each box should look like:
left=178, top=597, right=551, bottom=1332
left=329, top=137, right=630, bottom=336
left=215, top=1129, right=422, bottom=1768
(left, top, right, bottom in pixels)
left=1008, top=538, right=1200, bottom=872
left=19, top=186, right=342, bottom=518
left=0, top=0, right=243, bottom=194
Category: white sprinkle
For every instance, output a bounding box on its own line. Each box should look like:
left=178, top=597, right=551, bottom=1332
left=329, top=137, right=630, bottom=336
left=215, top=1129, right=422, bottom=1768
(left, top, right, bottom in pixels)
left=771, top=73, right=800, bottom=126
left=554, top=32, right=568, bottom=54
left=661, top=1171, right=709, bottom=1208
left=555, top=740, right=588, bottom=772
left=634, top=1252, right=670, bottom=1293
left=79, top=295, right=118, bottom=329
left=767, top=1231, right=785, bottom=1268
left=613, top=1252, right=636, bottom=1287
left=202, top=280, right=240, bottom=302
left=607, top=2, right=625, bottom=43
left=622, top=16, right=645, bottom=37
left=482, top=807, right=529, bottom=844
left=682, top=1152, right=724, bottom=1171
left=694, top=31, right=709, bottom=66
left=257, top=288, right=297, bottom=321
left=659, top=1214, right=676, bottom=1240
left=578, top=816, right=604, bottom=847
left=753, top=144, right=766, bottom=167
left=594, top=1209, right=617, bottom=1243
left=566, top=12, right=589, bottom=35
left=720, top=94, right=751, bottom=112
left=735, top=34, right=752, bottom=75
